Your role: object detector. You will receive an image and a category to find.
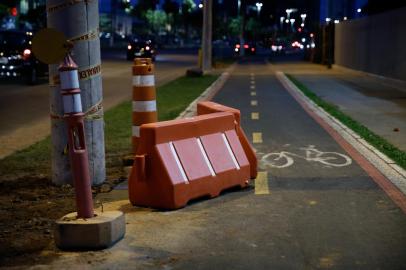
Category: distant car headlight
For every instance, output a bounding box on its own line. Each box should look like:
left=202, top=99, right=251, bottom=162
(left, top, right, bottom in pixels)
left=127, top=45, right=132, bottom=50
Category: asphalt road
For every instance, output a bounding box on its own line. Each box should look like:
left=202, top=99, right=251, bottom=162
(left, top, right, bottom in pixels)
left=0, top=50, right=196, bottom=159
left=39, top=56, right=406, bottom=270
left=192, top=57, right=406, bottom=269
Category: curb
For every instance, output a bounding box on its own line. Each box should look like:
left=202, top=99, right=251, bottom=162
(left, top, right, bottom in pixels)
left=177, top=63, right=236, bottom=119
left=276, top=71, right=406, bottom=196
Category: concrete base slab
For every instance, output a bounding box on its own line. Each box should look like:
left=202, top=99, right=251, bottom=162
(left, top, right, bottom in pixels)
left=54, top=210, right=125, bottom=250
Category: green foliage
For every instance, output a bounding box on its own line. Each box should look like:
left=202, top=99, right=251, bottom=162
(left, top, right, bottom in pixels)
left=181, top=0, right=196, bottom=14
left=145, top=9, right=169, bottom=33
left=133, top=0, right=159, bottom=19
left=245, top=18, right=261, bottom=39
left=286, top=74, right=406, bottom=170
left=228, top=17, right=242, bottom=37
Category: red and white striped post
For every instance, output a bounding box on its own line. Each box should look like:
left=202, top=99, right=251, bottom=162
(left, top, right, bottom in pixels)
left=59, top=54, right=94, bottom=219
left=132, top=58, right=157, bottom=153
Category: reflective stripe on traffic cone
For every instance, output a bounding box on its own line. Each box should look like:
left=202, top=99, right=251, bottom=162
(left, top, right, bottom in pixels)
left=132, top=58, right=157, bottom=153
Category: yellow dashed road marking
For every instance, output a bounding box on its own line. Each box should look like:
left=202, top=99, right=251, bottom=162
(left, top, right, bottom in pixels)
left=251, top=112, right=259, bottom=120
left=250, top=85, right=255, bottom=89
left=251, top=100, right=258, bottom=106
left=255, top=171, right=270, bottom=195
left=251, top=91, right=256, bottom=96
left=252, top=132, right=262, bottom=143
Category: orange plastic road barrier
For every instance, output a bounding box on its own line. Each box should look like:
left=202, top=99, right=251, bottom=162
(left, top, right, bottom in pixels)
left=132, top=58, right=157, bottom=153
left=197, top=101, right=257, bottom=179
left=129, top=112, right=252, bottom=209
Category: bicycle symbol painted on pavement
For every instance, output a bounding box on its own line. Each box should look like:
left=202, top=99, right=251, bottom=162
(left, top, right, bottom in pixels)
left=260, top=145, right=352, bottom=169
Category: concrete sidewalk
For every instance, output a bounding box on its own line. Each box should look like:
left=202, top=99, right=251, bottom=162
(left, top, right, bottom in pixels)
left=272, top=62, right=406, bottom=152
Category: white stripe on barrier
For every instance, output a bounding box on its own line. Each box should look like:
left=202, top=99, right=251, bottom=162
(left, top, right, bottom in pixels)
left=132, top=100, right=157, bottom=112
left=169, top=142, right=188, bottom=183
left=197, top=138, right=216, bottom=177
left=62, top=94, right=82, bottom=113
left=132, top=126, right=140, bottom=137
left=132, top=75, right=155, bottom=87
left=222, top=133, right=240, bottom=170
left=60, top=70, right=79, bottom=90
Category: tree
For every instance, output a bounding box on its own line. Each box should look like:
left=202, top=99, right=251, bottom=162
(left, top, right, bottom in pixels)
left=180, top=0, right=197, bottom=40
left=145, top=10, right=168, bottom=34
left=134, top=0, right=159, bottom=19
left=181, top=0, right=196, bottom=14
left=162, top=0, right=179, bottom=36
left=228, top=17, right=242, bottom=38
left=245, top=17, right=260, bottom=40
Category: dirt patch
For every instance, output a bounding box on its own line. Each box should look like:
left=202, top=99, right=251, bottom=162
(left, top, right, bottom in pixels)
left=0, top=175, right=126, bottom=267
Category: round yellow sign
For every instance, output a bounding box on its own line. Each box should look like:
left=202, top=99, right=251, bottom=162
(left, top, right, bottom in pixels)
left=32, top=28, right=69, bottom=64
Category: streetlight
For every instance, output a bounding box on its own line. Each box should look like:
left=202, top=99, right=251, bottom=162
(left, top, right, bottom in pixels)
left=357, top=8, right=361, bottom=13
left=286, top=8, right=293, bottom=19
left=280, top=16, right=285, bottom=29
left=199, top=3, right=203, bottom=8
left=300, top=13, right=306, bottom=27
left=290, top=18, right=295, bottom=30
left=256, top=2, right=263, bottom=17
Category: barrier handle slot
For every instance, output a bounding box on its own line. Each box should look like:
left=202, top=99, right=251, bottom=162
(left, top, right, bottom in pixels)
left=69, top=122, right=86, bottom=153
left=135, top=155, right=146, bottom=181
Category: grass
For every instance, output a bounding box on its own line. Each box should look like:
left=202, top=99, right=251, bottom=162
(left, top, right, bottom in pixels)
left=0, top=75, right=218, bottom=180
left=286, top=73, right=406, bottom=170
left=213, top=58, right=236, bottom=69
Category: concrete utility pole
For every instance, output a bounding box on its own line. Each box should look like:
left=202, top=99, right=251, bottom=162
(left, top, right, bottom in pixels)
left=202, top=0, right=213, bottom=72
left=47, top=0, right=105, bottom=185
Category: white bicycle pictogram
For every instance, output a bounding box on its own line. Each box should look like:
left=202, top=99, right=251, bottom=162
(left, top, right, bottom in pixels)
left=261, top=145, right=352, bottom=169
